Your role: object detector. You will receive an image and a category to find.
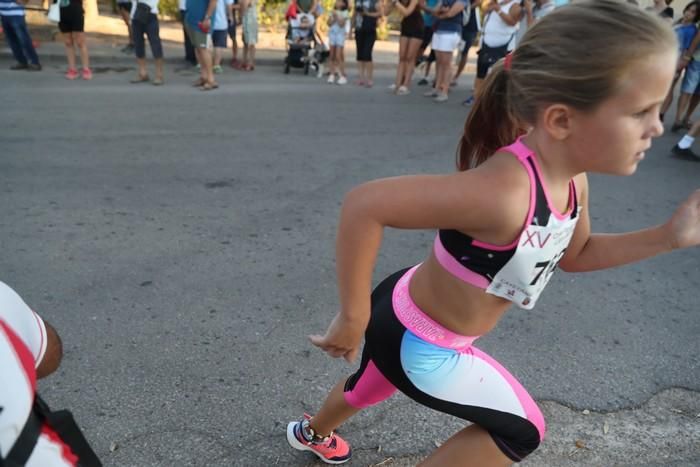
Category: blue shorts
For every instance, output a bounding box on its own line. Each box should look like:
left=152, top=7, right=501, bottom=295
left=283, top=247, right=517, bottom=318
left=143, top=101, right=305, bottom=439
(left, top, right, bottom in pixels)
left=681, top=59, right=700, bottom=95
left=212, top=29, right=227, bottom=48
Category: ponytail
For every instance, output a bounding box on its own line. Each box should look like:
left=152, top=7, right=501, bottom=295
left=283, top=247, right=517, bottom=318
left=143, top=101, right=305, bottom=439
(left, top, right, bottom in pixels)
left=457, top=61, right=521, bottom=171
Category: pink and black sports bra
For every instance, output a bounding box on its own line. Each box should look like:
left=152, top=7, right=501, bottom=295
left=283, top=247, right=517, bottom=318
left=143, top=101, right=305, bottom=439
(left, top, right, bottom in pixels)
left=434, top=137, right=580, bottom=309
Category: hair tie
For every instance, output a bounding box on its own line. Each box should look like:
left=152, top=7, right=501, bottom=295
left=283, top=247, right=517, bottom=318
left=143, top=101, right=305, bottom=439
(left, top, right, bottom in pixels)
left=504, top=52, right=513, bottom=72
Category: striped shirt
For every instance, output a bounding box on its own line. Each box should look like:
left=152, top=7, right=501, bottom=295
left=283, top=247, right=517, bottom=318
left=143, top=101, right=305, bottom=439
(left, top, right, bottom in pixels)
left=0, top=0, right=25, bottom=16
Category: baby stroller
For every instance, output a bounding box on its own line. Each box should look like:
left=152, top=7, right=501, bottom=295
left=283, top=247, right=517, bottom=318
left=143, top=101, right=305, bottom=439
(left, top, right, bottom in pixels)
left=284, top=13, right=317, bottom=74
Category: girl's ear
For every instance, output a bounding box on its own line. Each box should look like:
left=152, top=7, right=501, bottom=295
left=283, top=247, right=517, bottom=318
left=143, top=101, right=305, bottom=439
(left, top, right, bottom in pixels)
left=541, top=103, right=574, bottom=141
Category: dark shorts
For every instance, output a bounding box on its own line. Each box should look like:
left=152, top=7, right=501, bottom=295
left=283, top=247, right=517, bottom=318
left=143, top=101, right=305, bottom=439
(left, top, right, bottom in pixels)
left=355, top=27, right=376, bottom=62
left=117, top=1, right=132, bottom=13
left=400, top=23, right=424, bottom=40
left=212, top=29, right=227, bottom=48
left=476, top=42, right=509, bottom=79
left=58, top=2, right=84, bottom=33
left=461, top=29, right=478, bottom=54
left=132, top=13, right=163, bottom=59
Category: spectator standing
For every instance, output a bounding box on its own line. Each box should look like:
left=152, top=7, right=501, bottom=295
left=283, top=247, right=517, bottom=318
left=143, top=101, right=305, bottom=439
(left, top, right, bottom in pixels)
left=660, top=1, right=700, bottom=124
left=241, top=0, right=258, bottom=70
left=185, top=0, right=218, bottom=89
left=327, top=0, right=350, bottom=84
left=58, top=0, right=92, bottom=80
left=180, top=0, right=197, bottom=65
left=463, top=0, right=520, bottom=105
left=424, top=0, right=466, bottom=103
left=451, top=0, right=480, bottom=87
left=212, top=0, right=233, bottom=73
left=352, top=0, right=384, bottom=87
left=228, top=0, right=241, bottom=67
left=0, top=0, right=41, bottom=70
left=647, top=0, right=674, bottom=20
left=388, top=0, right=424, bottom=95
left=513, top=0, right=555, bottom=48
left=116, top=0, right=135, bottom=53
left=416, top=0, right=439, bottom=87
left=129, top=0, right=164, bottom=85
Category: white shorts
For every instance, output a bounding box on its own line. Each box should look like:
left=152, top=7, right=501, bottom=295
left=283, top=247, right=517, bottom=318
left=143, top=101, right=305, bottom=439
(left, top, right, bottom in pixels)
left=431, top=31, right=460, bottom=53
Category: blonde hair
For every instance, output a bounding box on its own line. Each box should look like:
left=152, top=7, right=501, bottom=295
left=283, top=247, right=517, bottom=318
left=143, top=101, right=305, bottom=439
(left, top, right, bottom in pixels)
left=458, top=0, right=677, bottom=170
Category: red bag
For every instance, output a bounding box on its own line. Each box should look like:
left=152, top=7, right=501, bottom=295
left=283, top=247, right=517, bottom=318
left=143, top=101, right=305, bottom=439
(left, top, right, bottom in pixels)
left=285, top=0, right=298, bottom=20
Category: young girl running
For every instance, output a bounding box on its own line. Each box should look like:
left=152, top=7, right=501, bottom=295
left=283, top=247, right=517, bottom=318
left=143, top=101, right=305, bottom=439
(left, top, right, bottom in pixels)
left=327, top=0, right=350, bottom=84
left=286, top=1, right=700, bottom=465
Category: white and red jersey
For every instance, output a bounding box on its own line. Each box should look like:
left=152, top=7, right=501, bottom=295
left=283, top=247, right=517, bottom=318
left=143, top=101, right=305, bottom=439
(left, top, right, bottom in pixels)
left=0, top=281, right=78, bottom=466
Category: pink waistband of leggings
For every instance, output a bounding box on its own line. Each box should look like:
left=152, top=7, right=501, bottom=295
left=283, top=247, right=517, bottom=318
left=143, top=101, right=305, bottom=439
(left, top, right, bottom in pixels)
left=392, top=264, right=479, bottom=351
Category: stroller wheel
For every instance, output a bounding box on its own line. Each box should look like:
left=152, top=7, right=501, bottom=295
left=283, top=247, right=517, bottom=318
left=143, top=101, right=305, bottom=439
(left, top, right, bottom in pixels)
left=304, top=62, right=310, bottom=75
left=284, top=63, right=290, bottom=74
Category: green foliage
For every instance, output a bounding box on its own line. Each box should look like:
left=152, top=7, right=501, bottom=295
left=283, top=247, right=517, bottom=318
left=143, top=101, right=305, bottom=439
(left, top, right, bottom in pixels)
left=159, top=0, right=180, bottom=19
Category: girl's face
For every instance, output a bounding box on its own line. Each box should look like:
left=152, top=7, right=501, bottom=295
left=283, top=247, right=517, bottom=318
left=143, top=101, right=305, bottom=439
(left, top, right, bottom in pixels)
left=335, top=0, right=344, bottom=8
left=567, top=50, right=676, bottom=176
left=683, top=4, right=698, bottom=22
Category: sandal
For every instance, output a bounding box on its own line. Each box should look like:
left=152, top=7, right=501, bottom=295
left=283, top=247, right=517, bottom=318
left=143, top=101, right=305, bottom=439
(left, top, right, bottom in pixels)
left=200, top=81, right=219, bottom=91
left=130, top=74, right=149, bottom=84
left=152, top=77, right=164, bottom=86
left=192, top=78, right=206, bottom=87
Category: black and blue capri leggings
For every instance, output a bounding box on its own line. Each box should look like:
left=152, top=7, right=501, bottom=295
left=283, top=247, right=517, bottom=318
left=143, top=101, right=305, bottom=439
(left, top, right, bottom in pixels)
left=343, top=265, right=545, bottom=462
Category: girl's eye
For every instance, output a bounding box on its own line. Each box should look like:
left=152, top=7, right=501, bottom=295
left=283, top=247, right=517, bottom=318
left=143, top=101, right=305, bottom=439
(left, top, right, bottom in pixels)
left=634, top=109, right=650, bottom=119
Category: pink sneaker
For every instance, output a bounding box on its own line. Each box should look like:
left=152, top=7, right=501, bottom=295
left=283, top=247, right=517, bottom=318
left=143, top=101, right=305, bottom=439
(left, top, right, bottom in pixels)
left=286, top=413, right=351, bottom=464
left=81, top=68, right=93, bottom=80
left=65, top=68, right=79, bottom=80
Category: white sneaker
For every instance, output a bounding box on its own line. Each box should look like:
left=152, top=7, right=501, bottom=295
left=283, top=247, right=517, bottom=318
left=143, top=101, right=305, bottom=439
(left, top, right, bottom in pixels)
left=327, top=74, right=336, bottom=84
left=388, top=83, right=397, bottom=92
left=397, top=86, right=410, bottom=95
left=434, top=93, right=448, bottom=103
left=337, top=75, right=347, bottom=85
left=423, top=89, right=438, bottom=97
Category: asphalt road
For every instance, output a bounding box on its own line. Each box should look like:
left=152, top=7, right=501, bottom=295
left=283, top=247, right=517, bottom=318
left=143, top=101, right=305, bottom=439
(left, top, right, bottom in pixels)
left=1, top=58, right=699, bottom=466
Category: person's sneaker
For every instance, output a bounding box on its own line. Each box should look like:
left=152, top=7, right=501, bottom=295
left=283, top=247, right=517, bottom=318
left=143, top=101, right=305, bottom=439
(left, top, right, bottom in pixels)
left=462, top=95, right=475, bottom=106
left=81, top=68, right=93, bottom=80
left=397, top=85, right=410, bottom=95
left=286, top=414, right=352, bottom=464
left=213, top=64, right=223, bottom=74
left=417, top=77, right=429, bottom=86
left=671, top=144, right=700, bottom=160
left=671, top=122, right=685, bottom=133
left=27, top=64, right=42, bottom=71
left=337, top=75, right=347, bottom=85
left=423, top=89, right=438, bottom=97
left=387, top=83, right=397, bottom=92
left=10, top=63, right=28, bottom=70
left=434, top=92, right=448, bottom=103
left=65, top=68, right=79, bottom=80
left=327, top=73, right=336, bottom=84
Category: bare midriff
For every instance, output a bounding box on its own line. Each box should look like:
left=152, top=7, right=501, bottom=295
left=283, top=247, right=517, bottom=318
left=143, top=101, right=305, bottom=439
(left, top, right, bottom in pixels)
left=409, top=252, right=513, bottom=338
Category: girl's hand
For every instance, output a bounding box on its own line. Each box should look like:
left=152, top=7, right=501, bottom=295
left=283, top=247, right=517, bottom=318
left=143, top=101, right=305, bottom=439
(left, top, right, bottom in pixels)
left=666, top=189, right=700, bottom=249
left=309, top=312, right=368, bottom=363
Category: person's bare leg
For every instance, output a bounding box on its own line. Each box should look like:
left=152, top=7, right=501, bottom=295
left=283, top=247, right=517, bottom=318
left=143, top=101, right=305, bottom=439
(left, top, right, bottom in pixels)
left=403, top=38, right=422, bottom=88
left=307, top=378, right=362, bottom=436
left=136, top=57, right=147, bottom=78
left=248, top=44, right=255, bottom=68
left=473, top=76, right=484, bottom=97
left=367, top=60, right=373, bottom=84
left=214, top=46, right=223, bottom=67
left=199, top=47, right=215, bottom=82
left=339, top=47, right=346, bottom=77
left=329, top=46, right=337, bottom=76
left=395, top=37, right=407, bottom=88
left=453, top=47, right=470, bottom=84
left=74, top=32, right=90, bottom=69
left=442, top=52, right=452, bottom=94
left=419, top=425, right=513, bottom=467
left=675, top=92, right=691, bottom=125
left=119, top=8, right=133, bottom=46
left=63, top=33, right=76, bottom=70
left=155, top=57, right=164, bottom=81
left=684, top=92, right=700, bottom=123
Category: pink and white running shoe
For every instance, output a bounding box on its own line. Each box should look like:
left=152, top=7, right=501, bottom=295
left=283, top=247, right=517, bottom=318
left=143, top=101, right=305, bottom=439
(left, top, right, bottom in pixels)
left=286, top=413, right=352, bottom=464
